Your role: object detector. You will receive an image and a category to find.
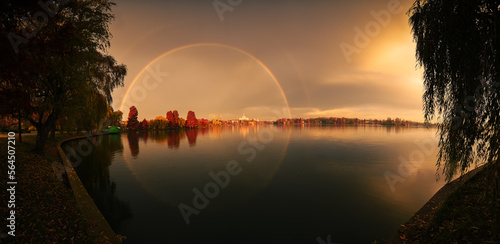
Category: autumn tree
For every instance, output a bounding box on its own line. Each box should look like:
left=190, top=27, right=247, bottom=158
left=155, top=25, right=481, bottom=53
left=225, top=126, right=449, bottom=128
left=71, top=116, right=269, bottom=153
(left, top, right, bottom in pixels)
left=185, top=111, right=198, bottom=128
left=199, top=118, right=209, bottom=128
left=127, top=106, right=139, bottom=131
left=166, top=111, right=174, bottom=127
left=178, top=117, right=186, bottom=128
left=141, top=119, right=148, bottom=130
left=151, top=116, right=168, bottom=130
left=172, top=110, right=180, bottom=128
left=0, top=0, right=127, bottom=154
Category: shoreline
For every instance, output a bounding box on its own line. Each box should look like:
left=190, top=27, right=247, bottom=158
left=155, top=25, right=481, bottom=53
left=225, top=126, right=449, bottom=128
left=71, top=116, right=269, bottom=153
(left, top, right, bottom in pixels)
left=0, top=134, right=117, bottom=243
left=57, top=133, right=122, bottom=243
left=390, top=164, right=487, bottom=243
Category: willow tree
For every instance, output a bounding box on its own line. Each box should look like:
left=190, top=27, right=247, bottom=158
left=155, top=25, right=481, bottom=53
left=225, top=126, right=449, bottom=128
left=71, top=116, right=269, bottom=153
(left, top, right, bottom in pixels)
left=408, top=0, right=500, bottom=181
left=0, top=0, right=126, bottom=154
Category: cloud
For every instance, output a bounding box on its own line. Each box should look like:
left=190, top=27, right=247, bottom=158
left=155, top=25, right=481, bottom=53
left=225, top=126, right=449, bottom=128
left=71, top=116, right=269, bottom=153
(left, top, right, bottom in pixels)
left=109, top=0, right=425, bottom=121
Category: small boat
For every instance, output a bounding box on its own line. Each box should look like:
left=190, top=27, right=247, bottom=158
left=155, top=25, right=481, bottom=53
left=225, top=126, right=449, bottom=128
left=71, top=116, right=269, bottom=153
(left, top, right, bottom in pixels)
left=108, top=126, right=120, bottom=134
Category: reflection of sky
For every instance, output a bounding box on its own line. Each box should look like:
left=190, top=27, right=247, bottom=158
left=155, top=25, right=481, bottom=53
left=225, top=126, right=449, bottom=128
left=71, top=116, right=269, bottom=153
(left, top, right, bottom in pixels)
left=122, top=126, right=290, bottom=208
left=109, top=0, right=427, bottom=122
left=79, top=126, right=449, bottom=243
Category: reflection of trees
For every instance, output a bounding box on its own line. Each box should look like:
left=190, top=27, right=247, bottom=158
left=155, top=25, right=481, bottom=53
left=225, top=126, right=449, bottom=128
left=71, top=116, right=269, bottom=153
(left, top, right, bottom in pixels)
left=141, top=131, right=149, bottom=144
left=127, top=132, right=139, bottom=157
left=186, top=129, right=198, bottom=146
left=137, top=129, right=212, bottom=148
left=148, top=131, right=169, bottom=145
left=200, top=127, right=210, bottom=136
left=167, top=130, right=185, bottom=148
left=71, top=135, right=132, bottom=232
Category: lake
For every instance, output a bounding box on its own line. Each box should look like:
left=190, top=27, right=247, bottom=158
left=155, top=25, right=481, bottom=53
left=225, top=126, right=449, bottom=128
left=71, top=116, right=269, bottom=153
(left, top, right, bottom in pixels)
left=65, top=125, right=445, bottom=243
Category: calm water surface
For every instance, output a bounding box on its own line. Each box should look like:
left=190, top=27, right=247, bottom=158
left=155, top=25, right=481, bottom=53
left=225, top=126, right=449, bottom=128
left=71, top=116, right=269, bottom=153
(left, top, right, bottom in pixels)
left=65, top=125, right=444, bottom=243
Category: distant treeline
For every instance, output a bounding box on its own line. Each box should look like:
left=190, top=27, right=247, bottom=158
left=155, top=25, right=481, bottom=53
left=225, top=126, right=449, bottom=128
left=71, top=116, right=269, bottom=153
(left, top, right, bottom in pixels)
left=274, top=117, right=434, bottom=127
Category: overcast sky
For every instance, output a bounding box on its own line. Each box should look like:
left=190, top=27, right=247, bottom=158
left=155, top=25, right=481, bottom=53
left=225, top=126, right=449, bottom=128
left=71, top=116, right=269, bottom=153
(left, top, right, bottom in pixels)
left=109, top=0, right=425, bottom=121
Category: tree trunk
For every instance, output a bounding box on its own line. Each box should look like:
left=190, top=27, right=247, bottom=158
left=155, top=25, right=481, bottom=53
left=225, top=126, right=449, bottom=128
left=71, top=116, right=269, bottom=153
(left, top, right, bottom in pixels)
left=34, top=125, right=50, bottom=155
left=33, top=115, right=57, bottom=155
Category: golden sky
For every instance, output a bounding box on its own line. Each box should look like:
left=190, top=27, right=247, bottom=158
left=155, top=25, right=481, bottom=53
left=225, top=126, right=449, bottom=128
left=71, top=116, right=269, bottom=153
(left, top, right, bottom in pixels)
left=109, top=0, right=425, bottom=121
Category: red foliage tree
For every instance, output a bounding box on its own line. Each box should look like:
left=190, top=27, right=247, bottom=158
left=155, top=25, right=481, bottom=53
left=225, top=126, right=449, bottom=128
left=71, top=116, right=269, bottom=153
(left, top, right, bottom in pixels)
left=166, top=111, right=174, bottom=127
left=172, top=110, right=179, bottom=128
left=199, top=118, right=209, bottom=128
left=127, top=106, right=139, bottom=131
left=141, top=119, right=148, bottom=130
left=185, top=111, right=198, bottom=128
left=172, top=110, right=179, bottom=127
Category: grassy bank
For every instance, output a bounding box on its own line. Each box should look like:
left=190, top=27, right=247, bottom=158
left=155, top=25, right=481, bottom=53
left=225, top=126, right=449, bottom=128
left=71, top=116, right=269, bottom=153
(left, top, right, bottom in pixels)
left=392, top=164, right=500, bottom=243
left=0, top=134, right=112, bottom=243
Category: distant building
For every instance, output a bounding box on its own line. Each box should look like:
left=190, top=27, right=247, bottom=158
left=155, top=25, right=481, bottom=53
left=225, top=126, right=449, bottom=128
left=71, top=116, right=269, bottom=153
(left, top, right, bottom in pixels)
left=239, top=114, right=249, bottom=121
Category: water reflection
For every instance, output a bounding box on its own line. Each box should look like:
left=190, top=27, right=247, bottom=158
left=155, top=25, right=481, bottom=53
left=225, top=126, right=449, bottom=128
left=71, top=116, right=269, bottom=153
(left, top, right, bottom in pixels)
left=141, top=131, right=149, bottom=143
left=70, top=126, right=443, bottom=243
left=185, top=129, right=198, bottom=146
left=66, top=135, right=133, bottom=231
left=127, top=128, right=224, bottom=149
left=120, top=126, right=290, bottom=210
left=127, top=132, right=139, bottom=157
left=200, top=127, right=209, bottom=136
left=209, top=126, right=223, bottom=139
left=169, top=130, right=184, bottom=148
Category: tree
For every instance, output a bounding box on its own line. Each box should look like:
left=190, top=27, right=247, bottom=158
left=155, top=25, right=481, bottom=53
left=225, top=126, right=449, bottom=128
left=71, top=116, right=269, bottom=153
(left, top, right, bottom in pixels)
left=166, top=111, right=174, bottom=127
left=141, top=119, right=148, bottom=130
left=409, top=1, right=500, bottom=181
left=0, top=0, right=126, bottom=154
left=77, top=89, right=109, bottom=131
left=172, top=110, right=180, bottom=128
left=185, top=111, right=198, bottom=128
left=199, top=118, right=209, bottom=128
left=178, top=117, right=186, bottom=128
left=411, top=2, right=500, bottom=238
left=127, top=106, right=139, bottom=131
left=108, top=109, right=123, bottom=127
left=151, top=116, right=168, bottom=130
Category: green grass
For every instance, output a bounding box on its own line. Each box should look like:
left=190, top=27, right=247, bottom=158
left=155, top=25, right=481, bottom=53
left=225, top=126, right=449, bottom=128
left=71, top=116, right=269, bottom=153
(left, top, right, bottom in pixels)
left=0, top=134, right=112, bottom=243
